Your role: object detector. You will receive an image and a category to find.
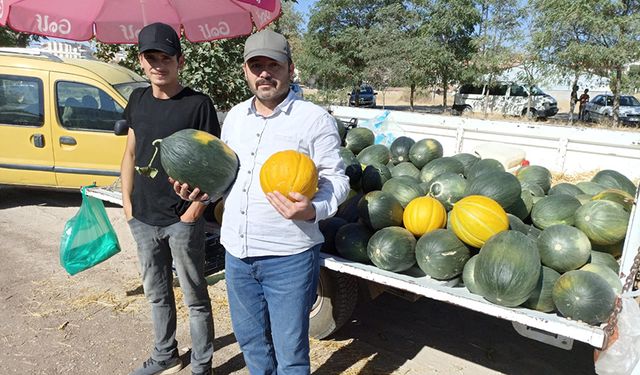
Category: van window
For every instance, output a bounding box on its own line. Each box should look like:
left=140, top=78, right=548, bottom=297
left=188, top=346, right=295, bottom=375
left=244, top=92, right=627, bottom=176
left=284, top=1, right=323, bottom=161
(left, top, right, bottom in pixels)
left=487, top=84, right=508, bottom=96
left=510, top=85, right=527, bottom=97
left=56, top=81, right=124, bottom=132
left=0, top=75, right=44, bottom=126
left=459, top=84, right=483, bottom=95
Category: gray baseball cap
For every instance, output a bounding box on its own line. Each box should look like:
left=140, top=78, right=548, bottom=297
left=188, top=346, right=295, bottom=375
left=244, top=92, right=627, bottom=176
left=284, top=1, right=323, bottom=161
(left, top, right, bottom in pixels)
left=244, top=29, right=291, bottom=63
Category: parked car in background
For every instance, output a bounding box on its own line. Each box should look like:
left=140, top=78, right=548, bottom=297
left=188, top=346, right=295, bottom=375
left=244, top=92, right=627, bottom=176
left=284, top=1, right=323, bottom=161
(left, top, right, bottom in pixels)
left=452, top=82, right=558, bottom=119
left=0, top=48, right=149, bottom=190
left=583, top=94, right=640, bottom=126
left=348, top=84, right=377, bottom=108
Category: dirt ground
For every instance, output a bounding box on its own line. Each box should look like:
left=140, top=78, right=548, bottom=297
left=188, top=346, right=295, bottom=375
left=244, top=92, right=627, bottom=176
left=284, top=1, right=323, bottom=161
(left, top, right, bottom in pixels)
left=0, top=186, right=601, bottom=375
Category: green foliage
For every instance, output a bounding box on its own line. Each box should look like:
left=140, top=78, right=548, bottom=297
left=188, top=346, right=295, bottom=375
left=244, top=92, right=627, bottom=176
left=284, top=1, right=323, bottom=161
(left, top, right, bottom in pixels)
left=531, top=0, right=640, bottom=121
left=0, top=26, right=39, bottom=47
left=179, top=39, right=251, bottom=111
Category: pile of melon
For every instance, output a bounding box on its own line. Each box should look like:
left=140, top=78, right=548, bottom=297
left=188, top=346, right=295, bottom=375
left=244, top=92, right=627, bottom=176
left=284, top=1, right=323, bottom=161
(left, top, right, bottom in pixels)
left=321, top=120, right=637, bottom=326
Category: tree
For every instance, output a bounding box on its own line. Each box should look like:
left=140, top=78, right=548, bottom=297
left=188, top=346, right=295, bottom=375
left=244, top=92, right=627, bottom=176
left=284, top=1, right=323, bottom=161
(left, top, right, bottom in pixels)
left=531, top=0, right=640, bottom=124
left=299, top=0, right=395, bottom=89
left=468, top=0, right=523, bottom=118
left=0, top=26, right=40, bottom=47
left=419, top=0, right=480, bottom=108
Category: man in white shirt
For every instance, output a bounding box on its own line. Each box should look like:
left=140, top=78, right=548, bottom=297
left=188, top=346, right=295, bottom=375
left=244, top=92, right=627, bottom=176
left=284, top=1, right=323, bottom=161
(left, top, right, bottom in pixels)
left=175, top=29, right=349, bottom=374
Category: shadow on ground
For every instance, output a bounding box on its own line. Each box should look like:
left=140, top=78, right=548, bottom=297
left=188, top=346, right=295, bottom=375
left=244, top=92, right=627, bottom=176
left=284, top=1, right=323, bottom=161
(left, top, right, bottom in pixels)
left=0, top=186, right=125, bottom=210
left=313, top=293, right=596, bottom=375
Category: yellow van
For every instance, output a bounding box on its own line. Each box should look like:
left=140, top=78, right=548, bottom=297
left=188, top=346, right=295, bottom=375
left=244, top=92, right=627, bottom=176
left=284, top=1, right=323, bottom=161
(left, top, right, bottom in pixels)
left=0, top=48, right=148, bottom=189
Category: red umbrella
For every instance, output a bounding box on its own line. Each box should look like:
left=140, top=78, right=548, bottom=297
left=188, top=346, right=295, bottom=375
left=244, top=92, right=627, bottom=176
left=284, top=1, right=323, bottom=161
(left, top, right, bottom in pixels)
left=0, top=0, right=281, bottom=43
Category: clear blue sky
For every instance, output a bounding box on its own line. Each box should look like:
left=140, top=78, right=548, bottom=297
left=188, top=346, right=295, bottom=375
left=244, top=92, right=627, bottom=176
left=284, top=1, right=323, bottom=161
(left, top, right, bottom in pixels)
left=293, top=0, right=316, bottom=29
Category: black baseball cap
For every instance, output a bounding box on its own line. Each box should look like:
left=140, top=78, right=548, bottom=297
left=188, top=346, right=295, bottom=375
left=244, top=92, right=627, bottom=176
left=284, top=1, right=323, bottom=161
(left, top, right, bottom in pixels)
left=138, top=22, right=181, bottom=56
left=244, top=29, right=291, bottom=63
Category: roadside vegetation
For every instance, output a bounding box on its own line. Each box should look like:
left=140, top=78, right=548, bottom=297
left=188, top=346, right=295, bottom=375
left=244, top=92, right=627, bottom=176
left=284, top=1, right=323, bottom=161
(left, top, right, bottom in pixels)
left=1, top=0, right=638, bottom=121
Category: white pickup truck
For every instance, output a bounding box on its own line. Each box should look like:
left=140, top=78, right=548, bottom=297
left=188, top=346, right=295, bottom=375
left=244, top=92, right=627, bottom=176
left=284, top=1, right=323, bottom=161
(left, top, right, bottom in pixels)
left=86, top=106, right=640, bottom=368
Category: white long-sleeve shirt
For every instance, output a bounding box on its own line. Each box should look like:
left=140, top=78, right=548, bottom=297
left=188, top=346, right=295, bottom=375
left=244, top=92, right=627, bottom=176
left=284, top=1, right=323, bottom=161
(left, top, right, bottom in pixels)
left=220, top=90, right=350, bottom=258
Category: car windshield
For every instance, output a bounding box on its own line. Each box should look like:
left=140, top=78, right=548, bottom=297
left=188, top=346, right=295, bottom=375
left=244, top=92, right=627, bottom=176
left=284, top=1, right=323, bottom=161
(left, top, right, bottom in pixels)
left=621, top=96, right=640, bottom=106
left=529, top=86, right=546, bottom=96
left=113, top=81, right=150, bottom=101
left=354, top=86, right=374, bottom=94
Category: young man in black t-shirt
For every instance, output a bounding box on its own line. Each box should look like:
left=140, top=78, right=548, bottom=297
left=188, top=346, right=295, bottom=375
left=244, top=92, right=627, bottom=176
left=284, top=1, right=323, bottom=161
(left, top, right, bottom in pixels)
left=121, top=23, right=220, bottom=375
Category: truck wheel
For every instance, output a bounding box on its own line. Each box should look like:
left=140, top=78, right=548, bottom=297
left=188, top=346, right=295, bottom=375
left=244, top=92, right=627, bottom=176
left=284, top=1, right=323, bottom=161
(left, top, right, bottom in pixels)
left=309, top=268, right=358, bottom=339
left=523, top=108, right=537, bottom=119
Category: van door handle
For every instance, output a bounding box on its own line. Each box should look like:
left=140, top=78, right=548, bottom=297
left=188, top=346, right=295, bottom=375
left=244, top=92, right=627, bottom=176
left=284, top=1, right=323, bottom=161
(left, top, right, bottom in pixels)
left=59, top=136, right=77, bottom=145
left=33, top=133, right=45, bottom=148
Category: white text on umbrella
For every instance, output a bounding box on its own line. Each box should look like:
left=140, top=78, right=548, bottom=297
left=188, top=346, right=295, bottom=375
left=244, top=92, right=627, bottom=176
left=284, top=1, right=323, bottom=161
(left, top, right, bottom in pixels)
left=36, top=14, right=71, bottom=35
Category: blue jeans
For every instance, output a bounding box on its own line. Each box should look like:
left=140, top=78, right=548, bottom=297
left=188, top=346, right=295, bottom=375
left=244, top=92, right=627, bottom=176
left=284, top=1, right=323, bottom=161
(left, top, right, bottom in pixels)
left=225, top=245, right=321, bottom=375
left=128, top=217, right=214, bottom=373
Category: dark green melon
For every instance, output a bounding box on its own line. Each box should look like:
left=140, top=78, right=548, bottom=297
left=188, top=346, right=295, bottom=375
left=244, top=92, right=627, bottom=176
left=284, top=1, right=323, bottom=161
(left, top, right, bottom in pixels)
left=357, top=144, right=391, bottom=166
left=505, top=189, right=534, bottom=221
left=591, top=169, right=637, bottom=196
left=522, top=266, right=561, bottom=313
left=576, top=194, right=594, bottom=205
left=415, top=229, right=471, bottom=280
left=156, top=128, right=239, bottom=199
left=427, top=172, right=468, bottom=211
left=367, top=226, right=417, bottom=272
left=335, top=222, right=374, bottom=263
left=451, top=153, right=479, bottom=174
left=536, top=224, right=591, bottom=273
left=391, top=162, right=421, bottom=180
left=574, top=200, right=630, bottom=246
left=462, top=255, right=482, bottom=295
left=408, top=138, right=444, bottom=169
left=381, top=176, right=425, bottom=208
left=520, top=181, right=546, bottom=198
left=357, top=190, right=404, bottom=230
left=464, top=171, right=522, bottom=209
left=318, top=217, right=348, bottom=255
left=507, top=213, right=541, bottom=240
left=419, top=157, right=465, bottom=185
left=361, top=163, right=392, bottom=193
left=580, top=263, right=622, bottom=295
left=591, top=188, right=635, bottom=212
left=552, top=270, right=616, bottom=325
left=576, top=181, right=607, bottom=195
left=530, top=194, right=582, bottom=229
left=592, top=240, right=624, bottom=259
left=475, top=230, right=541, bottom=307
left=516, top=165, right=552, bottom=193
left=464, top=158, right=505, bottom=181
left=548, top=183, right=583, bottom=197
left=336, top=191, right=363, bottom=223
left=339, top=147, right=362, bottom=189
left=589, top=251, right=620, bottom=274
left=389, top=136, right=416, bottom=164
left=345, top=127, right=374, bottom=154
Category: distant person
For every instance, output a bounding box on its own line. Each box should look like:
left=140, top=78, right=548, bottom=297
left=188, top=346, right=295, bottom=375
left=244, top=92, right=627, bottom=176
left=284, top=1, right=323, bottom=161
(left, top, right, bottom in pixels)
left=578, top=89, right=590, bottom=120
left=570, top=85, right=579, bottom=121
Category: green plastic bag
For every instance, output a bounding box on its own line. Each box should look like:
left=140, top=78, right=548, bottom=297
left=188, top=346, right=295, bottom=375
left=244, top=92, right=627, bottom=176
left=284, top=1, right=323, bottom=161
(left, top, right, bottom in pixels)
left=60, top=186, right=121, bottom=275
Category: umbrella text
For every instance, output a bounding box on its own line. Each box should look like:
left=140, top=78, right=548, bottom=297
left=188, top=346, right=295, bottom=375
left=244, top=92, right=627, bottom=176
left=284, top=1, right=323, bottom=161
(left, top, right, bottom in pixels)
left=35, top=14, right=71, bottom=35
left=198, top=22, right=230, bottom=39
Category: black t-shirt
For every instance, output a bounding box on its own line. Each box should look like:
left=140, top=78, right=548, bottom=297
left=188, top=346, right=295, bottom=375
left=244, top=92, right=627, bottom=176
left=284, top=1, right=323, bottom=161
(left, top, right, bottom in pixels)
left=125, top=86, right=221, bottom=226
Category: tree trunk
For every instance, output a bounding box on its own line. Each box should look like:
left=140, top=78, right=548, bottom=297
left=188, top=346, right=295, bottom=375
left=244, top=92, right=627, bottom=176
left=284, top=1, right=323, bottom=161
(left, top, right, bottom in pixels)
left=613, top=67, right=622, bottom=124
left=569, top=74, right=579, bottom=124
left=442, top=72, right=448, bottom=110
left=410, top=83, right=415, bottom=111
